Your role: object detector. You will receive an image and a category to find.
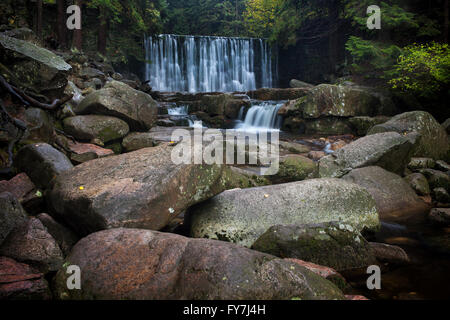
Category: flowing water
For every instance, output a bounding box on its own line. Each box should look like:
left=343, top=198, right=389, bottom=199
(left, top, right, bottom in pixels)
left=234, top=101, right=284, bottom=133
left=145, top=34, right=277, bottom=92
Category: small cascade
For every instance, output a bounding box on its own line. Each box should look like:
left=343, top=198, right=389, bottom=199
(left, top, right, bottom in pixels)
left=167, top=105, right=189, bottom=115
left=235, top=101, right=284, bottom=132
left=166, top=104, right=206, bottom=128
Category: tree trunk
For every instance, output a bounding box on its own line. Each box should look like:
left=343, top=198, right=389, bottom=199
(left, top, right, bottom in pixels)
left=445, top=0, right=449, bottom=43
left=36, top=0, right=43, bottom=40
left=72, top=0, right=83, bottom=51
left=97, top=10, right=108, bottom=55
left=57, top=0, right=67, bottom=48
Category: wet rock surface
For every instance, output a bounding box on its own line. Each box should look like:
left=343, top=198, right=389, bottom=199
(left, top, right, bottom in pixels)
left=0, top=256, right=51, bottom=300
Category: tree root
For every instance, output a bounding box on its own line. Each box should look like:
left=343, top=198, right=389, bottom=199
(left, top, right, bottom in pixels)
left=0, top=75, right=73, bottom=110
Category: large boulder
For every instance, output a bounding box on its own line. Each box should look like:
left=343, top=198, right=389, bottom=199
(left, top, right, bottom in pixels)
left=289, top=79, right=314, bottom=89
left=342, top=166, right=430, bottom=223
left=76, top=81, right=158, bottom=130
left=48, top=143, right=224, bottom=236
left=0, top=192, right=28, bottom=246
left=15, top=143, right=73, bottom=189
left=368, top=111, right=450, bottom=160
left=63, top=115, right=129, bottom=143
left=0, top=256, right=51, bottom=300
left=287, top=84, right=395, bottom=119
left=189, top=178, right=380, bottom=247
left=251, top=222, right=376, bottom=272
left=53, top=228, right=345, bottom=300
left=319, top=132, right=413, bottom=178
left=0, top=217, right=64, bottom=273
left=300, top=84, right=379, bottom=118
left=0, top=34, right=71, bottom=98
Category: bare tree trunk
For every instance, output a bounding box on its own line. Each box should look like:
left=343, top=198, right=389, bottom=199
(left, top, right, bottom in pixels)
left=72, top=0, right=83, bottom=51
left=445, top=0, right=449, bottom=43
left=57, top=0, right=67, bottom=48
left=36, top=0, right=43, bottom=40
left=97, top=9, right=108, bottom=55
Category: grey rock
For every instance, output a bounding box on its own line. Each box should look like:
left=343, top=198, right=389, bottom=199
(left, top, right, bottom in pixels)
left=15, top=143, right=73, bottom=189
left=189, top=178, right=380, bottom=247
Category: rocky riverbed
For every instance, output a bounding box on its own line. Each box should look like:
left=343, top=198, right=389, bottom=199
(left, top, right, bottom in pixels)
left=1, top=28, right=450, bottom=300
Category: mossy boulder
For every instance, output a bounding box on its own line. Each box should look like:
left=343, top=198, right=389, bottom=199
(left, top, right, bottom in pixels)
left=189, top=178, right=380, bottom=247
left=252, top=222, right=377, bottom=272
left=274, top=155, right=318, bottom=182
left=219, top=166, right=271, bottom=190
left=63, top=115, right=129, bottom=144
left=348, top=116, right=390, bottom=136
left=295, top=84, right=391, bottom=119
left=76, top=81, right=158, bottom=130
left=122, top=132, right=155, bottom=152
left=304, top=118, right=353, bottom=135
left=53, top=228, right=345, bottom=300
left=0, top=34, right=71, bottom=98
left=368, top=111, right=450, bottom=161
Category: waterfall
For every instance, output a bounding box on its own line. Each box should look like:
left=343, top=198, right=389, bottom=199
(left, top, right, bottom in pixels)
left=235, top=101, right=284, bottom=132
left=145, top=34, right=277, bottom=93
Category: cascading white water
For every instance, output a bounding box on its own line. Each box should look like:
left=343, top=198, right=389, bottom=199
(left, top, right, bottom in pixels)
left=167, top=105, right=189, bottom=115
left=145, top=34, right=276, bottom=93
left=235, top=101, right=284, bottom=132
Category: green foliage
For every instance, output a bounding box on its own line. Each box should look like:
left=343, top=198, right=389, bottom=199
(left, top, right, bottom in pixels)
left=164, top=0, right=246, bottom=37
left=344, top=1, right=419, bottom=32
left=104, top=0, right=168, bottom=63
left=389, top=42, right=450, bottom=98
left=87, top=0, right=123, bottom=23
left=345, top=36, right=403, bottom=76
left=243, top=0, right=284, bottom=38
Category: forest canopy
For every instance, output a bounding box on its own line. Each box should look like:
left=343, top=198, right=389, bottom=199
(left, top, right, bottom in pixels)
left=2, top=0, right=448, bottom=100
